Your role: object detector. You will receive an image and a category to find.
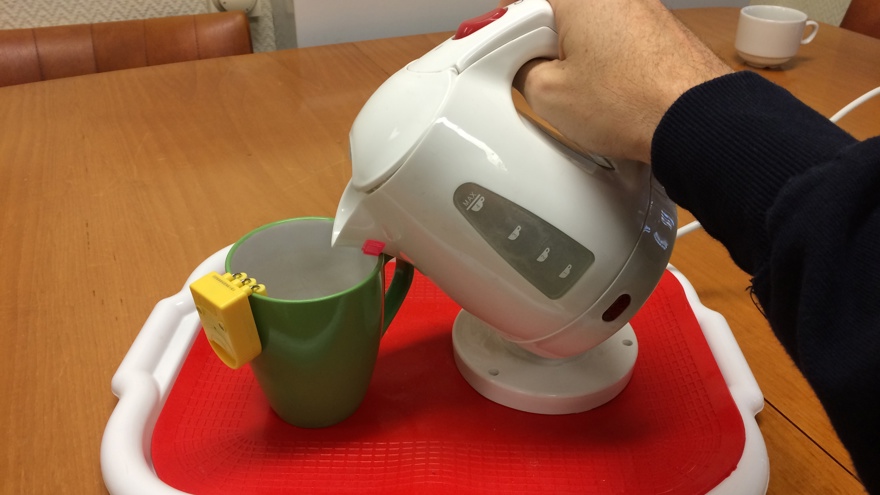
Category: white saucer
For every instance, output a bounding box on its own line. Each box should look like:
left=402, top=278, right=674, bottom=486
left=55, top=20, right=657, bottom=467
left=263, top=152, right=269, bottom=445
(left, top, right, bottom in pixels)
left=737, top=50, right=791, bottom=68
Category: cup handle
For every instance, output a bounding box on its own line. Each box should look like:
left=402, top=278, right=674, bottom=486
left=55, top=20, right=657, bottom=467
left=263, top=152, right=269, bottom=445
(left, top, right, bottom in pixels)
left=381, top=256, right=414, bottom=333
left=802, top=21, right=819, bottom=44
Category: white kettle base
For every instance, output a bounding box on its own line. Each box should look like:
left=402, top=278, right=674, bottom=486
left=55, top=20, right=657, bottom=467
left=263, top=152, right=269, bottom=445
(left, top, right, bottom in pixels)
left=452, top=310, right=638, bottom=415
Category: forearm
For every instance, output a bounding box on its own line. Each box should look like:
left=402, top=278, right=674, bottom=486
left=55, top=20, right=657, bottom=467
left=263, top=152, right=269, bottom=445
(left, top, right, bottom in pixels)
left=652, top=71, right=857, bottom=274
left=651, top=70, right=880, bottom=493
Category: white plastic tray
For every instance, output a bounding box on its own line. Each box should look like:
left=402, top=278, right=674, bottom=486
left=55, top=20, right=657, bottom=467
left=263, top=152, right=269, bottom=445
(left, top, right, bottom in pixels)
left=100, top=247, right=769, bottom=494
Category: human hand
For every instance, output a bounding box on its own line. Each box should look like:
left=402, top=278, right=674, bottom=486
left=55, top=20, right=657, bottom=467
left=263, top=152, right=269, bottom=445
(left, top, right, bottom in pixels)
left=499, top=0, right=731, bottom=163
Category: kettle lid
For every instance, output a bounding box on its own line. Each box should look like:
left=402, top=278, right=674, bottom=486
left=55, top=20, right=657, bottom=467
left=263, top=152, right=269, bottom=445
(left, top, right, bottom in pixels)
left=349, top=68, right=454, bottom=192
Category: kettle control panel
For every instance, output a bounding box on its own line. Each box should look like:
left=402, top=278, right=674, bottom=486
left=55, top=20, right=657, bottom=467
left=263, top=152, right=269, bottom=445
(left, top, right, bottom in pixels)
left=453, top=183, right=594, bottom=299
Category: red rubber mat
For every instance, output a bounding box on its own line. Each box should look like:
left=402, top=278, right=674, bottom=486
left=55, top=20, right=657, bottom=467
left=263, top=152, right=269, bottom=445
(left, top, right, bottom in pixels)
left=152, top=270, right=745, bottom=494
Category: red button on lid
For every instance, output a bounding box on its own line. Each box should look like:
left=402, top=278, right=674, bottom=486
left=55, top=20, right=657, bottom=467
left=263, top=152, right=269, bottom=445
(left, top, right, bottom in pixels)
left=453, top=8, right=507, bottom=40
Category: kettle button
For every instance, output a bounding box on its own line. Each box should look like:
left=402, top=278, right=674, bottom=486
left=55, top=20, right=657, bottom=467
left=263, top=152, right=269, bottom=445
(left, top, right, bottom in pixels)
left=453, top=7, right=507, bottom=40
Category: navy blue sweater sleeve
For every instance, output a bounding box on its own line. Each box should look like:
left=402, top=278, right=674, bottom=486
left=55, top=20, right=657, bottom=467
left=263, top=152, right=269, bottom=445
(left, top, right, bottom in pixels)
left=651, top=70, right=880, bottom=493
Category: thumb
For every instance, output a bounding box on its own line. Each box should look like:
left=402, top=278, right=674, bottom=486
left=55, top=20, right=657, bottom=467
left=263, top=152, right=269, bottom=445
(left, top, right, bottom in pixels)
left=512, top=58, right=592, bottom=156
left=513, top=58, right=557, bottom=112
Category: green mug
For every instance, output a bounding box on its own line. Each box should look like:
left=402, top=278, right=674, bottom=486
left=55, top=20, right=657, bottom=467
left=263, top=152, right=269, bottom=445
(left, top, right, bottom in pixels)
left=224, top=217, right=413, bottom=428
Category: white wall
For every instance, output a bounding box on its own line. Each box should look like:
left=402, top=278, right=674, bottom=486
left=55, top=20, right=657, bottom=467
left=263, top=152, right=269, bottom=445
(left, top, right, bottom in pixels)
left=289, top=0, right=755, bottom=48
left=284, top=0, right=850, bottom=48
left=748, top=0, right=851, bottom=25
left=291, top=0, right=497, bottom=47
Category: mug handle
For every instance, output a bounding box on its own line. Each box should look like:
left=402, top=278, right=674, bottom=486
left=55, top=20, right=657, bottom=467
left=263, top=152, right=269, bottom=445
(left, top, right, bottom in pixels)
left=801, top=20, right=819, bottom=44
left=381, top=256, right=414, bottom=333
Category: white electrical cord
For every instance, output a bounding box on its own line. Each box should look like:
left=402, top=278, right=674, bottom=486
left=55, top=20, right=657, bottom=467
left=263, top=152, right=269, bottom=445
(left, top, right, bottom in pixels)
left=676, top=220, right=703, bottom=237
left=675, top=84, right=880, bottom=239
left=829, top=86, right=880, bottom=124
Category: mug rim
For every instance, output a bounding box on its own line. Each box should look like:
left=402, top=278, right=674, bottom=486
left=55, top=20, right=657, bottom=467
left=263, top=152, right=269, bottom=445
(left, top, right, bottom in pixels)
left=225, top=217, right=383, bottom=305
left=742, top=4, right=808, bottom=22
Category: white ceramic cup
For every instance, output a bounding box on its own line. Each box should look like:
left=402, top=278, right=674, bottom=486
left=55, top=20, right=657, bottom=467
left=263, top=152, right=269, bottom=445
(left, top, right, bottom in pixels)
left=734, top=5, right=819, bottom=68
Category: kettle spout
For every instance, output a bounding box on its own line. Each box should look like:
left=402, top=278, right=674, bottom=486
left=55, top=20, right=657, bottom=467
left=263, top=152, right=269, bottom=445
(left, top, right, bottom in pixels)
left=331, top=182, right=383, bottom=249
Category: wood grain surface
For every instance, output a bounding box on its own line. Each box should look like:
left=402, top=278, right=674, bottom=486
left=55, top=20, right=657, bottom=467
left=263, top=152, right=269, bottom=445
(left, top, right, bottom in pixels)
left=0, top=8, right=876, bottom=494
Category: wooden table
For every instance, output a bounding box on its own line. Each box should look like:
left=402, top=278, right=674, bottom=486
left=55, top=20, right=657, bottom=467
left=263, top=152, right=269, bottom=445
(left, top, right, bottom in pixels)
left=0, top=7, right=876, bottom=494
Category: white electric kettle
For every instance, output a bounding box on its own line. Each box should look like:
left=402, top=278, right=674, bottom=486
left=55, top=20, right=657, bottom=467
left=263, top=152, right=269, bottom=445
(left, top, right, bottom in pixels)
left=332, top=0, right=677, bottom=414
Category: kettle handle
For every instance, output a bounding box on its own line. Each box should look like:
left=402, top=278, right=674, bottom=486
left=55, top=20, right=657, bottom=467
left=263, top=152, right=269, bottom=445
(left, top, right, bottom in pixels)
left=408, top=0, right=559, bottom=78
